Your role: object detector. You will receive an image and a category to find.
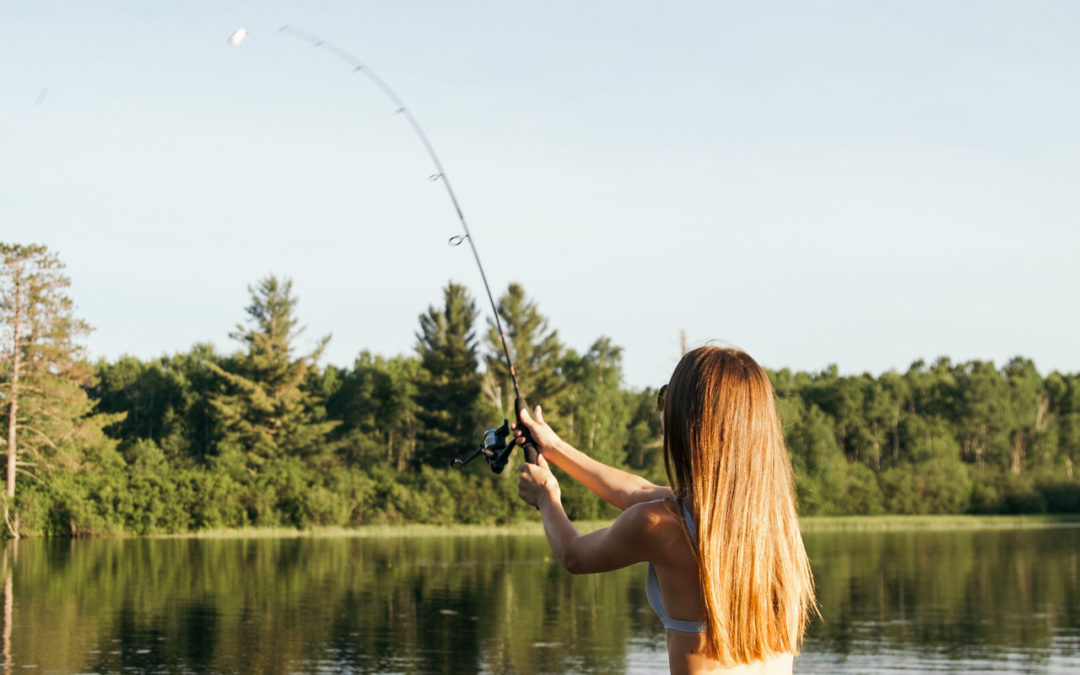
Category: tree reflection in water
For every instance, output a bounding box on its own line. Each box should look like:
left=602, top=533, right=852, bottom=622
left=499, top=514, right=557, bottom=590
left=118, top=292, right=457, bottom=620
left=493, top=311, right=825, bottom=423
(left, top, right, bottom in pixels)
left=0, top=525, right=1076, bottom=673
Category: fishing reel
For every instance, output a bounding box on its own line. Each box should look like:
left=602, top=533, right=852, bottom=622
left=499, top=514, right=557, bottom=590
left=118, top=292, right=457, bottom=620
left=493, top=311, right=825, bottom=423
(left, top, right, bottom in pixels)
left=450, top=397, right=539, bottom=473
left=451, top=420, right=515, bottom=473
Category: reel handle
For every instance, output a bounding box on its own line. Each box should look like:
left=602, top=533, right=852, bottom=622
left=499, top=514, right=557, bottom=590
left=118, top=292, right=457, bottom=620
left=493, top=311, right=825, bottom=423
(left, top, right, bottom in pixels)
left=515, top=396, right=540, bottom=465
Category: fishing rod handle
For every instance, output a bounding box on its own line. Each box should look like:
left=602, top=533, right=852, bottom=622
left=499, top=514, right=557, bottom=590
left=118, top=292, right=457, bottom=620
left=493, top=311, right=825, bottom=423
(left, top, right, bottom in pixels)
left=515, top=396, right=540, bottom=465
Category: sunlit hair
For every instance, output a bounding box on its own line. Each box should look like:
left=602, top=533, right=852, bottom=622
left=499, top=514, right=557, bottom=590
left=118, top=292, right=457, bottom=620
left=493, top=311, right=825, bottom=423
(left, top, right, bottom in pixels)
left=663, top=346, right=816, bottom=666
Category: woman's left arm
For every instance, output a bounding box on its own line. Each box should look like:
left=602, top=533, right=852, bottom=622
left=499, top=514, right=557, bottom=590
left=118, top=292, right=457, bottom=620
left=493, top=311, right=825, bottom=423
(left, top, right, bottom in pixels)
left=519, top=455, right=661, bottom=574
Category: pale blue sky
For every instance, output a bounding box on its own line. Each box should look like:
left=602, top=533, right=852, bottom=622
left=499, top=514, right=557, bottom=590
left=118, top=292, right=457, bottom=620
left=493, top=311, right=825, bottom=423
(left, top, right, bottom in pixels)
left=4, top=1, right=1078, bottom=388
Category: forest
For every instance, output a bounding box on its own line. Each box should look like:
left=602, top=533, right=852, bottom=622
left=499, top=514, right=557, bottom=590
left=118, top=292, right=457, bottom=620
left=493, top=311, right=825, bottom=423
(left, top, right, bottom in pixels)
left=2, top=242, right=1079, bottom=537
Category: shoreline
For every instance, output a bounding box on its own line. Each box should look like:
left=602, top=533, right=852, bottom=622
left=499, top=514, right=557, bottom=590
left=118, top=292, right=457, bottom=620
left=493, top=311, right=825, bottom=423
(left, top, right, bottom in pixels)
left=132, top=513, right=1080, bottom=539
left=4, top=514, right=1076, bottom=541
left=798, top=513, right=1080, bottom=532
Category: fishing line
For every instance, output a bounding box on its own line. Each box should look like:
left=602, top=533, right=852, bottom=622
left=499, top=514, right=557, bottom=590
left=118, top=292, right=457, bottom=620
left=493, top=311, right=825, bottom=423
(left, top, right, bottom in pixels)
left=275, top=26, right=537, bottom=468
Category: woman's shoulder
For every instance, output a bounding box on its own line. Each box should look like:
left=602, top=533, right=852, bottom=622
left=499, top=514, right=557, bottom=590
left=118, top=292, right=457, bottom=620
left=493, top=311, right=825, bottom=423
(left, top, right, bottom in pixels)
left=624, top=496, right=676, bottom=520
left=618, top=498, right=689, bottom=550
left=631, top=496, right=692, bottom=522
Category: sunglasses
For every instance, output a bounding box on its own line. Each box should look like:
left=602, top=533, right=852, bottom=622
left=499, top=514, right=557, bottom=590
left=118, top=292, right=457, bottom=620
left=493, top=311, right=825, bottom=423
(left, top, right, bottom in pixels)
left=657, top=384, right=667, bottom=413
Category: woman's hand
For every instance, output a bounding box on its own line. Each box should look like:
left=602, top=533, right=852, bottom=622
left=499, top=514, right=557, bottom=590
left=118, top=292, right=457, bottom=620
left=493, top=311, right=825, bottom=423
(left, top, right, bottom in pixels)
left=512, top=405, right=565, bottom=461
left=518, top=453, right=560, bottom=509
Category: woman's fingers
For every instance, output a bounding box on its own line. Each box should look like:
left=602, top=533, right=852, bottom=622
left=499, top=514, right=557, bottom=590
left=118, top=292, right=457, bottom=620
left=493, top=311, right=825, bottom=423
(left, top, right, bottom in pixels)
left=513, top=404, right=561, bottom=452
left=517, top=462, right=539, bottom=506
left=515, top=405, right=539, bottom=445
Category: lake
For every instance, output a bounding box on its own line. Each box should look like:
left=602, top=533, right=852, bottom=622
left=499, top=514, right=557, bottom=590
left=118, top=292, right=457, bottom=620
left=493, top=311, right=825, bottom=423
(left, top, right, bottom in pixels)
left=1, top=524, right=1077, bottom=673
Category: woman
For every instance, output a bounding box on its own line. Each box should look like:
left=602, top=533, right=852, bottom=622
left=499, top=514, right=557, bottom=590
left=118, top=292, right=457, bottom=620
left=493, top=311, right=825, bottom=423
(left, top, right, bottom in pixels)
left=515, top=346, right=816, bottom=674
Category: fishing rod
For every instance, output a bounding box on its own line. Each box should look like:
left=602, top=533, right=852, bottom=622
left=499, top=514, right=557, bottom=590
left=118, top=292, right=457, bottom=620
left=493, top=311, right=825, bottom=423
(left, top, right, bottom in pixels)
left=276, top=26, right=538, bottom=472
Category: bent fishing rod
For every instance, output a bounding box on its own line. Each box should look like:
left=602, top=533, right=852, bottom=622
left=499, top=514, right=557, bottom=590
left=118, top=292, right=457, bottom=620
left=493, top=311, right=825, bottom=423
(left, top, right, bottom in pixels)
left=277, top=26, right=538, bottom=472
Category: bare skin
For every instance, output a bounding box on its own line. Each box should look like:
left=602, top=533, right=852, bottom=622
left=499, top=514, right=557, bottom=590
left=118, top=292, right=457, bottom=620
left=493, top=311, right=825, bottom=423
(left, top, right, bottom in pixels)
left=515, top=406, right=793, bottom=675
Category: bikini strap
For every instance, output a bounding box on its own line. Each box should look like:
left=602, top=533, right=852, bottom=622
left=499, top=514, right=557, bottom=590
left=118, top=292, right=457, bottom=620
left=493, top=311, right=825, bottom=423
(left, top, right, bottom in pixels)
left=679, top=498, right=696, bottom=545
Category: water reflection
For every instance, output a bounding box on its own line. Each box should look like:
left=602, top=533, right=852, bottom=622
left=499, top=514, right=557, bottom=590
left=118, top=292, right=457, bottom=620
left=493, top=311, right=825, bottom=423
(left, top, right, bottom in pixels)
left=2, top=546, right=12, bottom=675
left=0, top=525, right=1076, bottom=673
left=802, top=526, right=1080, bottom=673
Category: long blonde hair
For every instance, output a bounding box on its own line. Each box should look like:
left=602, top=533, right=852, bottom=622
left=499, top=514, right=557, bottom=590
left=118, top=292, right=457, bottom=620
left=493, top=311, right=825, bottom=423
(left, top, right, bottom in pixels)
left=663, top=346, right=815, bottom=665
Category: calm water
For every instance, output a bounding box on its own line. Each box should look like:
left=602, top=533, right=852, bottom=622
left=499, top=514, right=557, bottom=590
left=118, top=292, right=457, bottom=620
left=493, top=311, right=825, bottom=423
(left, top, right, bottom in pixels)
left=1, top=525, right=1077, bottom=674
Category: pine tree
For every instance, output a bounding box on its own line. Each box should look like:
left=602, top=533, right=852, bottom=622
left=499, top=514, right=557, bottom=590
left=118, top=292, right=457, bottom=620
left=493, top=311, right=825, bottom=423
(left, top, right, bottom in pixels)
left=206, top=276, right=337, bottom=473
left=413, top=282, right=483, bottom=468
left=483, top=282, right=565, bottom=417
left=0, top=243, right=115, bottom=537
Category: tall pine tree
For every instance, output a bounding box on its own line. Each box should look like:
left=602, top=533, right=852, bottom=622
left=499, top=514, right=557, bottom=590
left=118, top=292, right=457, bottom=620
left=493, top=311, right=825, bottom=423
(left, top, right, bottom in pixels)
left=206, top=276, right=337, bottom=474
left=413, top=282, right=483, bottom=468
left=0, top=243, right=118, bottom=537
left=483, top=282, right=566, bottom=417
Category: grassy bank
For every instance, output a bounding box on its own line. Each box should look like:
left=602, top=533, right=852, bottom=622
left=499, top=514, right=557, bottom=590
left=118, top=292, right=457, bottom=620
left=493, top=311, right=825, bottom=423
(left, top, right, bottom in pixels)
left=798, top=513, right=1080, bottom=532
left=149, top=514, right=1080, bottom=539
left=153, top=522, right=607, bottom=539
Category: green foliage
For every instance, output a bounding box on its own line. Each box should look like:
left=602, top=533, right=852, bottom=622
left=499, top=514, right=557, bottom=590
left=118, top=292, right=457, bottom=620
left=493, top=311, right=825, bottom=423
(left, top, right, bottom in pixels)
left=552, top=338, right=631, bottom=521
left=1, top=242, right=122, bottom=537
left=327, top=351, right=419, bottom=470
left=622, top=387, right=665, bottom=482
left=5, top=249, right=1080, bottom=536
left=483, top=282, right=566, bottom=416
left=414, top=283, right=484, bottom=469
left=205, top=276, right=338, bottom=470
left=92, top=345, right=221, bottom=464
left=776, top=359, right=1079, bottom=517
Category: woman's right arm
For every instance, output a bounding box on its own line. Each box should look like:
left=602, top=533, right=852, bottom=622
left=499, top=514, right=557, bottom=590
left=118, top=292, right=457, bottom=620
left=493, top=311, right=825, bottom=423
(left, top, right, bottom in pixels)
left=514, top=405, right=671, bottom=511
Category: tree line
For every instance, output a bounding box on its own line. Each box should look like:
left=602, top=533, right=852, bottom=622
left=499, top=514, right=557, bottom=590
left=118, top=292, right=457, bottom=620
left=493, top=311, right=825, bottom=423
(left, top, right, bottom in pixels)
left=2, top=243, right=1078, bottom=536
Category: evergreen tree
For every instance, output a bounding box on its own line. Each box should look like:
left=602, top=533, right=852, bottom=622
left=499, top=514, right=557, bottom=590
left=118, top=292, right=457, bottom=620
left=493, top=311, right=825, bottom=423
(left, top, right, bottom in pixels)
left=483, top=283, right=566, bottom=416
left=206, top=276, right=337, bottom=474
left=413, top=283, right=483, bottom=468
left=0, top=243, right=119, bottom=537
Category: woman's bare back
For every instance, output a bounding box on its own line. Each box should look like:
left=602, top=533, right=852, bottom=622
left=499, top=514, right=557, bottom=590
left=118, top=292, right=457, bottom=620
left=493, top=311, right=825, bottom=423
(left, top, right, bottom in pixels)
left=666, top=632, right=793, bottom=675
left=648, top=500, right=794, bottom=674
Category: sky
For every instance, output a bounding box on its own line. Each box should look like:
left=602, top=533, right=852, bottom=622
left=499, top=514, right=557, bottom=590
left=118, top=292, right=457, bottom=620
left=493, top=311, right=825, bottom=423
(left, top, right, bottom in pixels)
left=3, top=1, right=1078, bottom=390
